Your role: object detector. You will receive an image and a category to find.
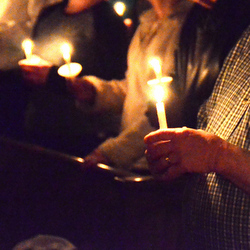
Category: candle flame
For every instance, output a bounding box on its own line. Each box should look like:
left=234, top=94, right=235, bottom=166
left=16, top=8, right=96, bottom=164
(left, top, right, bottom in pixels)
left=60, top=43, right=72, bottom=64
left=149, top=57, right=162, bottom=80
left=22, top=39, right=34, bottom=60
left=113, top=2, right=126, bottom=16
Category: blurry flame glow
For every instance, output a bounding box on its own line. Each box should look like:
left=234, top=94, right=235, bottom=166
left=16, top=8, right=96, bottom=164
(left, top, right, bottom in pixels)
left=22, top=39, right=34, bottom=59
left=147, top=77, right=172, bottom=102
left=149, top=57, right=162, bottom=80
left=114, top=2, right=126, bottom=16
left=124, top=18, right=132, bottom=27
left=133, top=177, right=144, bottom=182
left=60, top=42, right=72, bottom=64
left=97, top=163, right=110, bottom=170
left=75, top=157, right=84, bottom=163
left=0, top=0, right=9, bottom=20
left=153, top=85, right=165, bottom=102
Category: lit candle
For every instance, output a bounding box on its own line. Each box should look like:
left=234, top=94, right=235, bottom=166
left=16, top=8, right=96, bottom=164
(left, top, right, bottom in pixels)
left=60, top=42, right=72, bottom=74
left=58, top=42, right=82, bottom=79
left=148, top=57, right=172, bottom=129
left=19, top=39, right=51, bottom=68
left=148, top=80, right=170, bottom=129
left=22, top=38, right=34, bottom=60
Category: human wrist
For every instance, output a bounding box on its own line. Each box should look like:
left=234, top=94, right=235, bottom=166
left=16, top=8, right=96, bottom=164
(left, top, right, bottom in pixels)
left=211, top=136, right=229, bottom=174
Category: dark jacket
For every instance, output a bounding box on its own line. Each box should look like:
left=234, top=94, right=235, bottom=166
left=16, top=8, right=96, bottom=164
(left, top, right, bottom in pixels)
left=148, top=0, right=250, bottom=129
left=174, top=0, right=250, bottom=128
left=32, top=1, right=128, bottom=82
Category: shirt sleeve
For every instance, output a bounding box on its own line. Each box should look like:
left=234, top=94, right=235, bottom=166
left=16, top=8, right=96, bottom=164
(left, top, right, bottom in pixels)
left=98, top=113, right=154, bottom=170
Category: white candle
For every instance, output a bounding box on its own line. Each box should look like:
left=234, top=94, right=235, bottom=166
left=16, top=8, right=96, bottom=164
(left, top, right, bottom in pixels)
left=151, top=83, right=168, bottom=129
left=156, top=101, right=168, bottom=129
left=148, top=57, right=170, bottom=129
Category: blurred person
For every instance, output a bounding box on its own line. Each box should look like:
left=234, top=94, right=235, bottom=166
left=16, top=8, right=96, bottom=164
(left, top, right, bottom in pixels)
left=144, top=25, right=250, bottom=249
left=0, top=0, right=62, bottom=138
left=19, top=0, right=129, bottom=155
left=69, top=0, right=194, bottom=169
left=68, top=0, right=249, bottom=171
left=0, top=0, right=61, bottom=70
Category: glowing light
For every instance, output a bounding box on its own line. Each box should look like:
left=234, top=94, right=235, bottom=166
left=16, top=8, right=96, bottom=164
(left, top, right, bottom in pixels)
left=148, top=58, right=173, bottom=129
left=153, top=85, right=164, bottom=102
left=57, top=62, right=82, bottom=79
left=97, top=163, right=110, bottom=170
left=18, top=55, right=51, bottom=67
left=75, top=157, right=84, bottom=163
left=60, top=42, right=72, bottom=65
left=22, top=39, right=34, bottom=60
left=113, top=2, right=126, bottom=16
left=0, top=0, right=9, bottom=20
left=149, top=57, right=162, bottom=80
left=124, top=18, right=133, bottom=28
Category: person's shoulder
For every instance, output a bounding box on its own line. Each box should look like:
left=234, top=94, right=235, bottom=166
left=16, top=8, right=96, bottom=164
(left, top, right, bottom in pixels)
left=138, top=8, right=156, bottom=24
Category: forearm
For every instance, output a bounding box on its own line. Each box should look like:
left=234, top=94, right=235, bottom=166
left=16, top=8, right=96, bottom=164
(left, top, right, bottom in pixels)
left=76, top=76, right=126, bottom=113
left=98, top=116, right=154, bottom=169
left=217, top=142, right=250, bottom=194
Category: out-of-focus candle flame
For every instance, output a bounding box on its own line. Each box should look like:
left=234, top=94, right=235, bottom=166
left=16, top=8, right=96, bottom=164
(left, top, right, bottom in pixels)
left=22, top=39, right=34, bottom=60
left=60, top=42, right=73, bottom=76
left=152, top=85, right=165, bottom=102
left=59, top=42, right=82, bottom=79
left=113, top=1, right=126, bottom=16
left=124, top=18, right=133, bottom=28
left=149, top=57, right=162, bottom=80
left=60, top=42, right=72, bottom=65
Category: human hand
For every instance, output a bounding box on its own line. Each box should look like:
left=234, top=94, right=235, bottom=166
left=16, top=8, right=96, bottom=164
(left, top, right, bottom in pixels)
left=66, top=77, right=96, bottom=105
left=82, top=149, right=111, bottom=169
left=144, top=127, right=225, bottom=182
left=19, top=55, right=52, bottom=87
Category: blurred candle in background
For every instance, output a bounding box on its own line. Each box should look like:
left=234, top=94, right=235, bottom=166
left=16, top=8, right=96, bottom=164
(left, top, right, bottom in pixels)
left=22, top=38, right=34, bottom=60
left=20, top=38, right=48, bottom=65
left=113, top=1, right=126, bottom=16
left=60, top=42, right=72, bottom=65
left=58, top=42, right=82, bottom=79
